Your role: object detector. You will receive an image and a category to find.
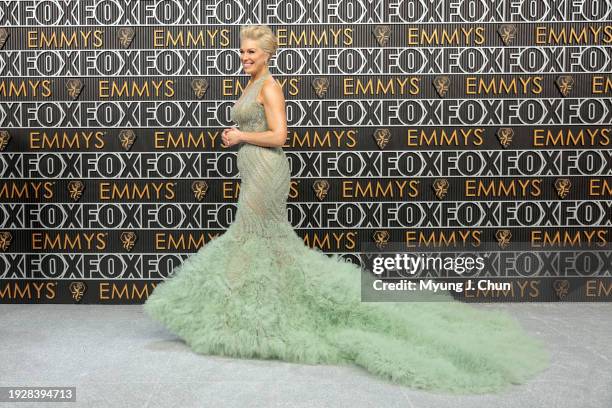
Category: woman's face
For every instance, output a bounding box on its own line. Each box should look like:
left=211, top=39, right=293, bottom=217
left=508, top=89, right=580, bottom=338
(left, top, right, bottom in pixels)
left=239, top=38, right=268, bottom=75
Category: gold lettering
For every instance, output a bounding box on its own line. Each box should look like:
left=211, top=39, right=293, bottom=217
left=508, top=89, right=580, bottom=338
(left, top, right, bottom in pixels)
left=303, top=232, right=356, bottom=250
left=533, top=128, right=610, bottom=147
left=27, top=30, right=104, bottom=48
left=466, top=77, right=542, bottom=95
left=344, top=77, right=420, bottom=96
left=586, top=280, right=612, bottom=297
left=276, top=28, right=353, bottom=46
left=589, top=179, right=612, bottom=196
left=592, top=76, right=612, bottom=94
left=30, top=131, right=106, bottom=149
left=405, top=230, right=481, bottom=248
left=155, top=233, right=219, bottom=250
left=99, top=283, right=155, bottom=300
left=154, top=131, right=221, bottom=149
left=536, top=26, right=612, bottom=45
left=99, top=80, right=175, bottom=98
left=342, top=180, right=419, bottom=198
left=32, top=232, right=107, bottom=250
left=465, top=179, right=541, bottom=198
left=0, top=282, right=56, bottom=300
left=0, top=181, right=54, bottom=199
left=99, top=182, right=175, bottom=200
left=531, top=229, right=608, bottom=247
left=406, top=128, right=484, bottom=147
left=284, top=130, right=357, bottom=148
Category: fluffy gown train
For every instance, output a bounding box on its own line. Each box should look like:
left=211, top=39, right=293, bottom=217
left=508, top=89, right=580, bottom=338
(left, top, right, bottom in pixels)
left=143, top=72, right=550, bottom=394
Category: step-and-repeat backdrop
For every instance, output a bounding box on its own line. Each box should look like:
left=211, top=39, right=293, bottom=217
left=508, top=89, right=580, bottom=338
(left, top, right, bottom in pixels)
left=0, top=0, right=611, bottom=303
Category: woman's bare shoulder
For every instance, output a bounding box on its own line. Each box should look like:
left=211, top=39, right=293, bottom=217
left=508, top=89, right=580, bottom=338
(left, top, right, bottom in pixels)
left=263, top=74, right=280, bottom=89
left=258, top=75, right=283, bottom=104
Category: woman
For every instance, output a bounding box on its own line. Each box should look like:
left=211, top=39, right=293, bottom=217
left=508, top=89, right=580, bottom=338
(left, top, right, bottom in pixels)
left=143, top=25, right=549, bottom=394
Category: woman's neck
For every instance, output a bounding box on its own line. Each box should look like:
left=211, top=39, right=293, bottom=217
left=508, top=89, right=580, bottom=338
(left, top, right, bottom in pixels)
left=251, top=70, right=269, bottom=81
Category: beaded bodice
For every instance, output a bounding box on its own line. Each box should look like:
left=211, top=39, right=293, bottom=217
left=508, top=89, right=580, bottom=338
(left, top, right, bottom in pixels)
left=229, top=72, right=271, bottom=133
left=226, top=71, right=291, bottom=237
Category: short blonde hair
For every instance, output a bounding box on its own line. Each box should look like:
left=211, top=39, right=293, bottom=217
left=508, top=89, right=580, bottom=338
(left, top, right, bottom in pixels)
left=239, top=25, right=278, bottom=62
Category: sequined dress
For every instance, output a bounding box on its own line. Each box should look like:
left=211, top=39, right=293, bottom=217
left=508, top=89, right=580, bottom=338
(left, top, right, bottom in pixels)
left=143, top=72, right=549, bottom=394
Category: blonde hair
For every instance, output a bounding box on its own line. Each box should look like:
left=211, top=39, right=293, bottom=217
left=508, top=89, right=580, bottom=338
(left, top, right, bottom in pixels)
left=239, top=25, right=278, bottom=63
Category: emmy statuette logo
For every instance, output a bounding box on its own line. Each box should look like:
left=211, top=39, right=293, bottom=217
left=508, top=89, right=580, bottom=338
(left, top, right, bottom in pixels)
left=495, top=229, right=512, bottom=249
left=120, top=232, right=138, bottom=251
left=0, top=231, right=12, bottom=251
left=118, top=129, right=136, bottom=151
left=373, top=128, right=391, bottom=150
left=433, top=76, right=450, bottom=97
left=68, top=181, right=85, bottom=201
left=372, top=25, right=391, bottom=46
left=554, top=178, right=571, bottom=198
left=496, top=128, right=514, bottom=148
left=0, top=28, right=9, bottom=49
left=432, top=179, right=449, bottom=199
left=69, top=281, right=87, bottom=303
left=372, top=230, right=390, bottom=249
left=191, top=79, right=209, bottom=99
left=0, top=130, right=10, bottom=151
left=497, top=24, right=517, bottom=45
left=66, top=79, right=84, bottom=100
left=553, top=280, right=570, bottom=300
left=312, top=77, right=330, bottom=98
left=191, top=181, right=209, bottom=201
left=555, top=75, right=574, bottom=97
left=117, top=27, right=135, bottom=48
left=312, top=180, right=330, bottom=201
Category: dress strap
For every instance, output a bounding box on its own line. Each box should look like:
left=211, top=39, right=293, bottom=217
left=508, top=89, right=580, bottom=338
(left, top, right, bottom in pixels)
left=247, top=72, right=270, bottom=101
left=243, top=72, right=270, bottom=95
left=253, top=72, right=270, bottom=85
left=236, top=72, right=271, bottom=105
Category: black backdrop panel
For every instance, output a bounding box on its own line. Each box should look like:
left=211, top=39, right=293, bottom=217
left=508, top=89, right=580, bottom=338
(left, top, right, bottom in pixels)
left=0, top=0, right=611, bottom=303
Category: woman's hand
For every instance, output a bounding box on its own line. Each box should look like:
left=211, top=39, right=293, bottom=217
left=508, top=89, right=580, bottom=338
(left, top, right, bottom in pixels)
left=222, top=127, right=243, bottom=147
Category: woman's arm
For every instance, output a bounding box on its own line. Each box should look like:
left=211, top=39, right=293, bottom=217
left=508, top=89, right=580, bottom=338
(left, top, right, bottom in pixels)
left=239, top=129, right=285, bottom=148
left=227, top=78, right=287, bottom=148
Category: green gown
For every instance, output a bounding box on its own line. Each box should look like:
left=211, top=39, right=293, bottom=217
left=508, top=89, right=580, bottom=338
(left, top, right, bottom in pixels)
left=143, top=71, right=550, bottom=394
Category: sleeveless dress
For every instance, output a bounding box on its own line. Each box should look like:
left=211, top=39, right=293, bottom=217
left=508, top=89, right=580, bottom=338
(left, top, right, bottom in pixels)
left=143, top=72, right=550, bottom=394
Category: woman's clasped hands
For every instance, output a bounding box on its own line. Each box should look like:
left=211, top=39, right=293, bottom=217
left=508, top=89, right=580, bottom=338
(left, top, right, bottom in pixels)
left=222, top=127, right=243, bottom=147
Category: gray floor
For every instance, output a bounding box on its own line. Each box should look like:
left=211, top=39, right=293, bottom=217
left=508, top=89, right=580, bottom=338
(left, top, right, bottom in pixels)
left=0, top=303, right=611, bottom=408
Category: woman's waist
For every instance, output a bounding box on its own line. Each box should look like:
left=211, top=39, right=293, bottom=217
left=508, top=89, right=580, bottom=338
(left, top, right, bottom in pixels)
left=237, top=143, right=289, bottom=171
left=239, top=142, right=283, bottom=151
left=238, top=143, right=286, bottom=158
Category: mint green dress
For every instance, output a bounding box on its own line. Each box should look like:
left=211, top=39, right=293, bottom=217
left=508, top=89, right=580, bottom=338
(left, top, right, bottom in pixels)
left=143, top=72, right=549, bottom=394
